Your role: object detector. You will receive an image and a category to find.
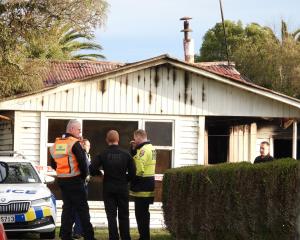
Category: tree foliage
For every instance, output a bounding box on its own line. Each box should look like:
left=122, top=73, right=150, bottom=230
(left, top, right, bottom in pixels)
left=197, top=20, right=300, bottom=98
left=0, top=0, right=108, bottom=98
left=26, top=24, right=105, bottom=60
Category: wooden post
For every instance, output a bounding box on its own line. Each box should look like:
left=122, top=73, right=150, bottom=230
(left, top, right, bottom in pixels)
left=293, top=120, right=297, bottom=159
left=198, top=116, right=205, bottom=165
left=250, top=123, right=257, bottom=163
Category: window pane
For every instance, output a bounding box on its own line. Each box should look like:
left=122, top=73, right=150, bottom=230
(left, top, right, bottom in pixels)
left=48, top=119, right=70, bottom=143
left=155, top=149, right=172, bottom=174
left=82, top=120, right=138, bottom=159
left=145, top=122, right=172, bottom=146
left=154, top=149, right=172, bottom=202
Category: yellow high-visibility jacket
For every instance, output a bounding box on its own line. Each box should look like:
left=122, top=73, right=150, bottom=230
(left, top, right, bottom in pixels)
left=130, top=142, right=156, bottom=198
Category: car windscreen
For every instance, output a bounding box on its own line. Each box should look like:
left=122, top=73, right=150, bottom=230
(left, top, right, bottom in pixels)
left=3, top=162, right=41, bottom=184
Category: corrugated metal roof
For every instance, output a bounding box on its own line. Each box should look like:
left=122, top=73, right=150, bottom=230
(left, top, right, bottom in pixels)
left=192, top=62, right=247, bottom=82
left=42, top=58, right=247, bottom=87
left=43, top=60, right=124, bottom=87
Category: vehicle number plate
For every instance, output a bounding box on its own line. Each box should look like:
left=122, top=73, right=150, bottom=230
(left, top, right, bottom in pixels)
left=0, top=215, right=15, bottom=223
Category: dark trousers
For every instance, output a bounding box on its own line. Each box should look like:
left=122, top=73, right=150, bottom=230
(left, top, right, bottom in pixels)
left=103, top=190, right=131, bottom=240
left=73, top=183, right=89, bottom=236
left=58, top=179, right=95, bottom=240
left=134, top=197, right=154, bottom=240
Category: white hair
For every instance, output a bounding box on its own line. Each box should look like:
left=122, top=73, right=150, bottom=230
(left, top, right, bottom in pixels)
left=66, top=119, right=81, bottom=132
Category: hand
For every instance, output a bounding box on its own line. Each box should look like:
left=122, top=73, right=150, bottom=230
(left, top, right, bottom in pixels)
left=130, top=140, right=136, bottom=149
left=85, top=175, right=91, bottom=184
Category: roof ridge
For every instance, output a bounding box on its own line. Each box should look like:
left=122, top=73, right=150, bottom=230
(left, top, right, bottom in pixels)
left=48, top=59, right=124, bottom=65
left=194, top=61, right=235, bottom=66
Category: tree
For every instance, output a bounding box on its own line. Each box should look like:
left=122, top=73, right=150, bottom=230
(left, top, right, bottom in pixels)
left=26, top=24, right=105, bottom=60
left=197, top=20, right=275, bottom=62
left=197, top=20, right=244, bottom=62
left=281, top=20, right=300, bottom=43
left=0, top=0, right=108, bottom=98
left=197, top=21, right=300, bottom=98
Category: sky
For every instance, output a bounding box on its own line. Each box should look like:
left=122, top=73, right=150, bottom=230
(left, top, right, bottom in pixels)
left=94, top=0, right=300, bottom=63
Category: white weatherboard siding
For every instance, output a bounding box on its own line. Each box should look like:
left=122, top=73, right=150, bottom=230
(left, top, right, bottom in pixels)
left=175, top=117, right=199, bottom=167
left=0, top=121, right=13, bottom=151
left=1, top=66, right=300, bottom=118
left=14, top=111, right=40, bottom=166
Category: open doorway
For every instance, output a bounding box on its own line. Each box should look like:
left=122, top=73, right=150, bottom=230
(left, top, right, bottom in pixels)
left=208, top=126, right=229, bottom=164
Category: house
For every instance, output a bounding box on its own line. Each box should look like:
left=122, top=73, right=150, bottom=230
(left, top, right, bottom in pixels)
left=0, top=53, right=300, bottom=227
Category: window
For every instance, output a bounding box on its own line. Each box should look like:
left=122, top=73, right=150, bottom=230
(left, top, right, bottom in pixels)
left=145, top=121, right=173, bottom=202
left=48, top=119, right=70, bottom=143
left=5, top=162, right=41, bottom=184
left=145, top=122, right=172, bottom=146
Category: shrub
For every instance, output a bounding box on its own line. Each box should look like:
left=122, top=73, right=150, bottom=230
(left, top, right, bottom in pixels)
left=162, top=159, right=300, bottom=240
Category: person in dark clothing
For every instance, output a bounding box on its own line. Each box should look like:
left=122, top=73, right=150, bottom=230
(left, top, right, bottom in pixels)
left=50, top=119, right=95, bottom=240
left=254, top=141, right=274, bottom=164
left=72, top=139, right=92, bottom=239
left=89, top=130, right=136, bottom=240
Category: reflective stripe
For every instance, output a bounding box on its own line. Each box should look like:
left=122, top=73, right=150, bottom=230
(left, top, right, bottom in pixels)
left=142, top=173, right=155, bottom=177
left=130, top=191, right=155, bottom=197
left=67, top=142, right=76, bottom=176
left=42, top=207, right=51, bottom=217
left=14, top=206, right=53, bottom=223
left=25, top=208, right=36, bottom=221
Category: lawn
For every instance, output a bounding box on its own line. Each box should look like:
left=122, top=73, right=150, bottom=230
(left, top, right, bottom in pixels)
left=6, top=228, right=172, bottom=239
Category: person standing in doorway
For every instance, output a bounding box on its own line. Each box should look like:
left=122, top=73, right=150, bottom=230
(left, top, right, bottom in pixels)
left=254, top=141, right=274, bottom=164
left=50, top=119, right=95, bottom=240
left=130, top=129, right=156, bottom=240
left=90, top=130, right=136, bottom=240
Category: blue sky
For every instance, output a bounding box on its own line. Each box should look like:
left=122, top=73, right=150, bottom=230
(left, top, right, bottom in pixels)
left=95, top=0, right=299, bottom=63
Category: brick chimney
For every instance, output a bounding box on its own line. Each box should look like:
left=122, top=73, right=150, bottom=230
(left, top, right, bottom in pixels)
left=180, top=17, right=194, bottom=63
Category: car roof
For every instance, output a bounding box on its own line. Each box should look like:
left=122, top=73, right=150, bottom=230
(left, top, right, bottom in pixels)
left=0, top=156, right=32, bottom=163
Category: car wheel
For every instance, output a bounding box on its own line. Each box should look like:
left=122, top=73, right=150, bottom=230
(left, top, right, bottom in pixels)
left=40, top=230, right=55, bottom=239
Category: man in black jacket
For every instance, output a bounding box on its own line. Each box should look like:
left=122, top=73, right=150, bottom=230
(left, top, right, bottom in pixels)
left=254, top=141, right=274, bottom=164
left=50, top=119, right=95, bottom=240
left=90, top=130, right=136, bottom=240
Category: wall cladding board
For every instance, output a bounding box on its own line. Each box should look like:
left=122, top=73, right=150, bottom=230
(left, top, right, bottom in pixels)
left=15, top=111, right=41, bottom=166
left=175, top=117, right=199, bottom=167
left=0, top=121, right=13, bottom=151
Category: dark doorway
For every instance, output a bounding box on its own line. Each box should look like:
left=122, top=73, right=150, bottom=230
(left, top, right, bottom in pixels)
left=82, top=120, right=138, bottom=158
left=208, top=126, right=229, bottom=164
left=82, top=120, right=138, bottom=201
left=274, top=139, right=300, bottom=159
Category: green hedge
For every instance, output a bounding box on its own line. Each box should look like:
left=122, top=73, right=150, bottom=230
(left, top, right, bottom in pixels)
left=162, top=159, right=300, bottom=240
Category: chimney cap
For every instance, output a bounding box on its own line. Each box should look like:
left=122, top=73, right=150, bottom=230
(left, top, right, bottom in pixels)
left=181, top=28, right=193, bottom=33
left=180, top=16, right=192, bottom=21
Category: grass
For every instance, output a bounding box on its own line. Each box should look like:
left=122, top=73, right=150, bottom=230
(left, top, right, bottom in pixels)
left=92, top=228, right=172, bottom=239
left=6, top=228, right=172, bottom=239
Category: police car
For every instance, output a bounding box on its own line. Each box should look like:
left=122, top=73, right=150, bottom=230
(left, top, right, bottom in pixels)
left=0, top=156, right=56, bottom=239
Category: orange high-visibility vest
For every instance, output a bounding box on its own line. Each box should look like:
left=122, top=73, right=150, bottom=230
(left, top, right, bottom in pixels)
left=50, top=136, right=81, bottom=178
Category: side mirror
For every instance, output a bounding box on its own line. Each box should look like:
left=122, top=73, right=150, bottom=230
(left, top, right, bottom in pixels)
left=44, top=175, right=55, bottom=184
left=0, top=161, right=8, bottom=183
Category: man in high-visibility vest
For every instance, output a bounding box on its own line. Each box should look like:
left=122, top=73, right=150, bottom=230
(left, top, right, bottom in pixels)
left=130, top=129, right=156, bottom=240
left=50, top=119, right=95, bottom=240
